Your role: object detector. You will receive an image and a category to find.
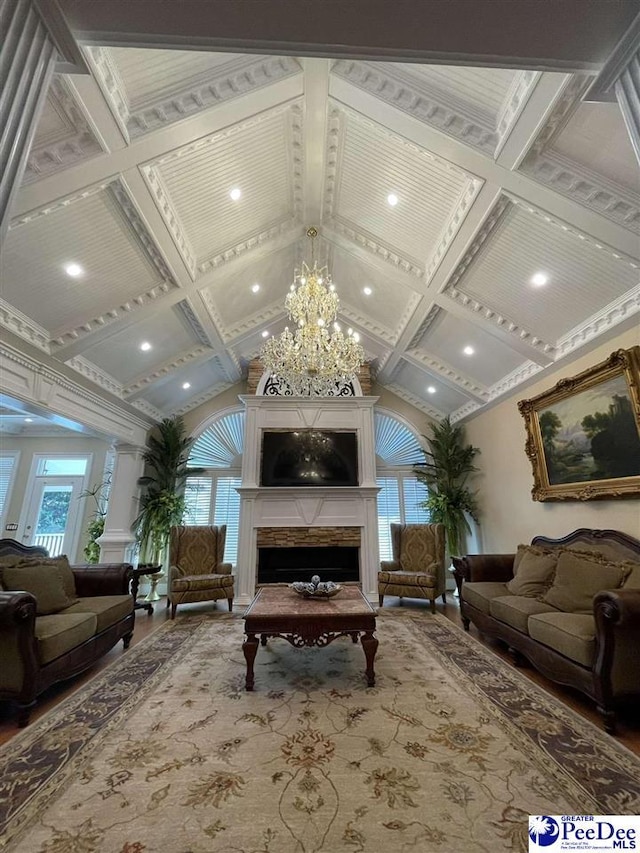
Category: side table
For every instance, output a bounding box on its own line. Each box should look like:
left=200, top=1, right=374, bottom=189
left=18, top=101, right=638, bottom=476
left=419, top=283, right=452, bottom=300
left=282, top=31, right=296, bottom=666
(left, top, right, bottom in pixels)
left=130, top=564, right=162, bottom=614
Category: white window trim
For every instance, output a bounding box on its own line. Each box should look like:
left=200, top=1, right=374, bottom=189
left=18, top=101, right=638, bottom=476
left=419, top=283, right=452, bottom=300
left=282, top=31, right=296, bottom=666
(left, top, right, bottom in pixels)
left=0, top=450, right=20, bottom=532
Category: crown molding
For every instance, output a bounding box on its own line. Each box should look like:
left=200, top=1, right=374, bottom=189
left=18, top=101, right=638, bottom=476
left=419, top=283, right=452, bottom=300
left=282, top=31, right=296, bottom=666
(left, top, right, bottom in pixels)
left=328, top=219, right=424, bottom=278
left=24, top=77, right=103, bottom=183
left=139, top=165, right=198, bottom=278
left=332, top=60, right=499, bottom=154
left=198, top=220, right=299, bottom=276
left=85, top=46, right=131, bottom=142
left=175, top=299, right=214, bottom=347
left=555, top=285, right=640, bottom=359
left=123, top=345, right=213, bottom=396
left=384, top=381, right=445, bottom=421
left=450, top=400, right=483, bottom=423
left=494, top=70, right=540, bottom=154
left=0, top=300, right=50, bottom=353
left=486, top=359, right=544, bottom=401
left=66, top=356, right=123, bottom=396
left=425, top=176, right=484, bottom=282
left=403, top=348, right=489, bottom=401
left=130, top=398, right=165, bottom=422
left=169, top=381, right=234, bottom=417
left=407, top=305, right=441, bottom=349
left=340, top=292, right=421, bottom=346
left=221, top=302, right=284, bottom=343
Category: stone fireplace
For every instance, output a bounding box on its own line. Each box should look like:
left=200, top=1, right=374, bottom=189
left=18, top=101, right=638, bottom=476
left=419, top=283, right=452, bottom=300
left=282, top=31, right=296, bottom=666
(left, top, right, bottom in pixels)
left=235, top=395, right=380, bottom=604
left=257, top=527, right=360, bottom=584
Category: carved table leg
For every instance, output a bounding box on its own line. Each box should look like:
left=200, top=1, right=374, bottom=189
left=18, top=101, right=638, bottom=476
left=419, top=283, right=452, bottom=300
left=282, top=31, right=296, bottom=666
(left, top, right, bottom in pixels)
left=243, top=633, right=259, bottom=691
left=350, top=631, right=359, bottom=643
left=361, top=631, right=378, bottom=687
left=260, top=633, right=268, bottom=646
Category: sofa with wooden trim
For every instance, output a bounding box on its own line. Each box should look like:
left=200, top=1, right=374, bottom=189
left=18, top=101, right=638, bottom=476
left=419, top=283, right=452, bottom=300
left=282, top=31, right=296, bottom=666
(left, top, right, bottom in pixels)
left=0, top=539, right=135, bottom=726
left=452, top=528, right=640, bottom=734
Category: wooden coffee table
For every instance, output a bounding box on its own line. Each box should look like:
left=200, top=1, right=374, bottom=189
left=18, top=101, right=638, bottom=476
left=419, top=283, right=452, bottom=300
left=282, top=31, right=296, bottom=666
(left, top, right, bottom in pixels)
left=242, top=585, right=378, bottom=690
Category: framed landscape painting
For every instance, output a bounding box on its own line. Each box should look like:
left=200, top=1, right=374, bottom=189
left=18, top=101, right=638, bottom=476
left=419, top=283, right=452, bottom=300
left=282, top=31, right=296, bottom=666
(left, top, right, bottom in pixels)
left=518, top=346, right=640, bottom=501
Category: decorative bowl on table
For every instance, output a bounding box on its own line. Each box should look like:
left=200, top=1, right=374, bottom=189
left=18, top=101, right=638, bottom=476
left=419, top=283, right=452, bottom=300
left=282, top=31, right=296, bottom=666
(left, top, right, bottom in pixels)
left=290, top=575, right=342, bottom=599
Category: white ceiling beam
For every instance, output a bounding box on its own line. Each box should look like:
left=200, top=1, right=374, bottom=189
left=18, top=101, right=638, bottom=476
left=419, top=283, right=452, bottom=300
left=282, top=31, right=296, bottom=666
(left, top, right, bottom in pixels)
left=495, top=72, right=575, bottom=170
left=302, top=58, right=330, bottom=227
left=330, top=77, right=640, bottom=261
left=64, top=74, right=128, bottom=154
left=13, top=76, right=304, bottom=219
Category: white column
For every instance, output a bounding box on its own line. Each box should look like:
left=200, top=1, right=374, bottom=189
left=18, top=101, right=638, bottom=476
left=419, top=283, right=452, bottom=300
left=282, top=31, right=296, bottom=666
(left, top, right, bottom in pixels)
left=0, top=0, right=57, bottom=243
left=98, top=444, right=145, bottom=563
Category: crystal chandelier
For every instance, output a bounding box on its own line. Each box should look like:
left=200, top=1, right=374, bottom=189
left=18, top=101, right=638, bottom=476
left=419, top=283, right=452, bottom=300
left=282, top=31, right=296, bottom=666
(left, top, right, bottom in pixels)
left=261, top=227, right=365, bottom=395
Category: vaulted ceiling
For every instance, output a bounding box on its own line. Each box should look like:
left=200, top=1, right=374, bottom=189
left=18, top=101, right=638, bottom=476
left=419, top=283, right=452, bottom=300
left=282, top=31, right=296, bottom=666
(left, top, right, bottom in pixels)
left=2, top=5, right=639, bottom=433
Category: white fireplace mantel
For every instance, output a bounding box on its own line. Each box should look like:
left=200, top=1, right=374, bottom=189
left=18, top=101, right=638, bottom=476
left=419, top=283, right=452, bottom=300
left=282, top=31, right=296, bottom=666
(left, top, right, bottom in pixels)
left=235, top=395, right=380, bottom=604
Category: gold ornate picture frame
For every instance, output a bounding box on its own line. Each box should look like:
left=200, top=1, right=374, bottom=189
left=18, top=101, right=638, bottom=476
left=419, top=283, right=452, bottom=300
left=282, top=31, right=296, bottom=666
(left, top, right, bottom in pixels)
left=518, top=346, right=640, bottom=501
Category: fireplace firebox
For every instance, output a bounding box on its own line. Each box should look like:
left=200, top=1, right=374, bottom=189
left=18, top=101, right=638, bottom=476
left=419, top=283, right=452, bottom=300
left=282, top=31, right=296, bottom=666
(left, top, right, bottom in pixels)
left=258, top=546, right=359, bottom=585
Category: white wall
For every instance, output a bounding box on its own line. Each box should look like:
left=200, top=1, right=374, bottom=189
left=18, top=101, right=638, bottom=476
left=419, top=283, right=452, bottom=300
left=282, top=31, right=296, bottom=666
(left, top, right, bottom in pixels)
left=465, top=328, right=640, bottom=552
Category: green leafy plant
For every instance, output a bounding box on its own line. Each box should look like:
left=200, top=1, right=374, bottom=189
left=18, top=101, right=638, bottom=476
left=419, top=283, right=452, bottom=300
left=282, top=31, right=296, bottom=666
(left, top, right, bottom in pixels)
left=133, top=416, right=205, bottom=565
left=414, top=416, right=480, bottom=557
left=79, top=475, right=111, bottom=563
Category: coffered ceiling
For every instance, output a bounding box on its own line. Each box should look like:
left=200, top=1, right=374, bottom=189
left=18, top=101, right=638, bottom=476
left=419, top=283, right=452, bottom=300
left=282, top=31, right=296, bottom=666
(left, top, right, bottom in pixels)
left=2, top=11, right=639, bottom=427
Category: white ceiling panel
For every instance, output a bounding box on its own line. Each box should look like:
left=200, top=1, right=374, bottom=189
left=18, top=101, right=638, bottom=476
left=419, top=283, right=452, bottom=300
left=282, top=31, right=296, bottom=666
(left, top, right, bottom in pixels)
left=109, top=48, right=252, bottom=108
left=551, top=102, right=640, bottom=194
left=139, top=355, right=230, bottom=411
left=393, top=63, right=518, bottom=124
left=452, top=202, right=639, bottom=343
left=5, top=32, right=639, bottom=423
left=200, top=243, right=299, bottom=335
left=79, top=306, right=202, bottom=384
left=328, top=246, right=421, bottom=342
left=3, top=188, right=167, bottom=335
left=416, top=310, right=526, bottom=387
left=332, top=109, right=475, bottom=265
left=148, top=106, right=299, bottom=268
left=393, top=360, right=473, bottom=414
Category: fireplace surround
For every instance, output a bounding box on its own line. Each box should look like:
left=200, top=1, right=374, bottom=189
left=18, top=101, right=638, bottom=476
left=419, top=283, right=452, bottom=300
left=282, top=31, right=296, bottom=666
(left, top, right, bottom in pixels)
left=235, top=394, right=380, bottom=605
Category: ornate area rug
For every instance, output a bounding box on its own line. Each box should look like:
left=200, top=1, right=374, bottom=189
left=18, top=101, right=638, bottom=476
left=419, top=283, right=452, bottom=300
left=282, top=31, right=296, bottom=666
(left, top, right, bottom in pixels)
left=1, top=612, right=639, bottom=853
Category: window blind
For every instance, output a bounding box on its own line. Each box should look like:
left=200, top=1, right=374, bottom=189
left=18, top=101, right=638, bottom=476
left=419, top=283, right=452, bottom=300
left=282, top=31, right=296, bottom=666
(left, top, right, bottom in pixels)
left=0, top=454, right=18, bottom=521
left=213, top=477, right=241, bottom=564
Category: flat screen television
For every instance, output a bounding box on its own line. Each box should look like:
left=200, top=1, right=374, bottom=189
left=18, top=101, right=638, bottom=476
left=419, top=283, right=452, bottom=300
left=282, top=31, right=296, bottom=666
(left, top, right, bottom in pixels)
left=261, top=429, right=358, bottom=487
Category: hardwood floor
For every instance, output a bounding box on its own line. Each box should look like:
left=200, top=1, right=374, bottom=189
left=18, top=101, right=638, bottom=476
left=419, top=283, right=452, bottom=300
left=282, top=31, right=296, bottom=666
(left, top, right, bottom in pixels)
left=1, top=594, right=639, bottom=754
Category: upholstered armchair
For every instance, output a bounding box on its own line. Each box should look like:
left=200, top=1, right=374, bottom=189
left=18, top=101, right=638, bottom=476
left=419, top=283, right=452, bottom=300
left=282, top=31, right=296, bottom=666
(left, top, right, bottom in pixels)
left=378, top=523, right=447, bottom=613
left=167, top=525, right=234, bottom=619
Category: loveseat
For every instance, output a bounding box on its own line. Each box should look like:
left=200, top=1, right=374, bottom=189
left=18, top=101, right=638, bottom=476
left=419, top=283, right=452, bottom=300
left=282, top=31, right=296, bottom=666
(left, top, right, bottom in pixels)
left=452, top=528, right=640, bottom=734
left=0, top=539, right=135, bottom=726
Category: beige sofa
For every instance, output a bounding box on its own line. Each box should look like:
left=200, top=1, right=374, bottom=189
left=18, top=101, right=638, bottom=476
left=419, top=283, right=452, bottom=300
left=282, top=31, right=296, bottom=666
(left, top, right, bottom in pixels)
left=452, top=528, right=640, bottom=734
left=0, top=539, right=135, bottom=726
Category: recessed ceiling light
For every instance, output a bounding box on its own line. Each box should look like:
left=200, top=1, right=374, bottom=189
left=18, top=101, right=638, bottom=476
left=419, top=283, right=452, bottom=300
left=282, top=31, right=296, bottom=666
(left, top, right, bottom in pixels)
left=463, top=346, right=475, bottom=356
left=387, top=193, right=399, bottom=207
left=251, top=283, right=260, bottom=293
left=427, top=386, right=436, bottom=394
left=182, top=382, right=191, bottom=390
left=24, top=417, right=33, bottom=423
left=230, top=188, right=242, bottom=201
left=363, top=286, right=372, bottom=296
left=531, top=272, right=548, bottom=286
left=261, top=330, right=269, bottom=338
left=140, top=341, right=152, bottom=351
left=64, top=262, right=83, bottom=277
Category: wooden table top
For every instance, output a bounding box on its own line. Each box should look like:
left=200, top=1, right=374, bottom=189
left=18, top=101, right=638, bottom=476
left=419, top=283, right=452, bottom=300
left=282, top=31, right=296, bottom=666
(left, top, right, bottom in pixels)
left=244, top=585, right=376, bottom=620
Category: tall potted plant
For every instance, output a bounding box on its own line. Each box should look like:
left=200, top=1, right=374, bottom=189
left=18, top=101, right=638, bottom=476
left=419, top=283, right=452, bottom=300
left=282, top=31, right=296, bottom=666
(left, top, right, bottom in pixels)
left=414, top=416, right=480, bottom=557
left=133, top=416, right=204, bottom=565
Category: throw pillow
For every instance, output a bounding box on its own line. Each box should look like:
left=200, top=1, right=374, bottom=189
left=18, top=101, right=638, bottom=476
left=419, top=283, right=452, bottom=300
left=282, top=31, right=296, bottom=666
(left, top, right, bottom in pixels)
left=0, top=554, right=77, bottom=600
left=543, top=550, right=632, bottom=613
left=3, top=564, right=77, bottom=615
left=506, top=544, right=558, bottom=598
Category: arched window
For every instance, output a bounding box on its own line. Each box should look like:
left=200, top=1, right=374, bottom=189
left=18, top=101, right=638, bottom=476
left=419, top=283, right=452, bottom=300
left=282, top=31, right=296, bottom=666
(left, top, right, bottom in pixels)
left=183, top=409, right=244, bottom=564
left=375, top=411, right=431, bottom=560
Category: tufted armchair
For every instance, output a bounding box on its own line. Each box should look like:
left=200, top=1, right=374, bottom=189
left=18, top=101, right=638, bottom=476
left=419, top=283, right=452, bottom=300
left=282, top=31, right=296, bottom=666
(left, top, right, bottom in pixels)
left=167, top=525, right=234, bottom=619
left=378, top=523, right=447, bottom=613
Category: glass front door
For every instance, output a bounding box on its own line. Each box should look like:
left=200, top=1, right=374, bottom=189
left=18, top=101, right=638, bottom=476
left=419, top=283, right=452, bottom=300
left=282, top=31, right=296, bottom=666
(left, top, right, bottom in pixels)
left=23, top=477, right=85, bottom=557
